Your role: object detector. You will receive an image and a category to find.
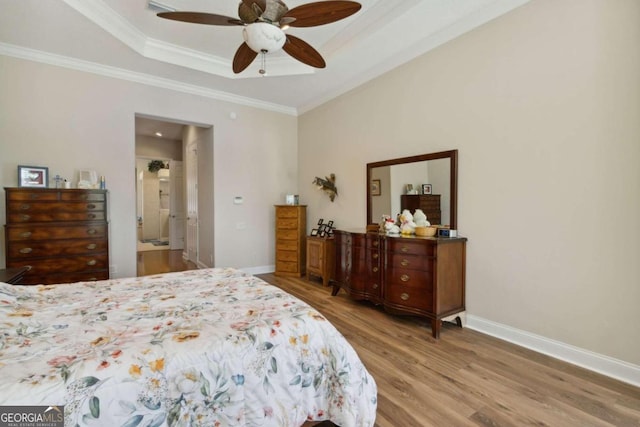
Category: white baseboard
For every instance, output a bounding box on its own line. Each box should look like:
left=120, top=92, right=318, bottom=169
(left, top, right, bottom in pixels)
left=466, top=314, right=640, bottom=388
left=240, top=265, right=275, bottom=276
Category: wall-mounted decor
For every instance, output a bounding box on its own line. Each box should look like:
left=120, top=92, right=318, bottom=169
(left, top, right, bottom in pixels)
left=371, top=179, right=381, bottom=196
left=17, top=165, right=48, bottom=188
left=312, top=174, right=338, bottom=202
left=422, top=184, right=432, bottom=195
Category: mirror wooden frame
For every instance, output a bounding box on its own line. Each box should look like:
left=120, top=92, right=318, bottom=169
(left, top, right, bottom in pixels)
left=366, top=149, right=458, bottom=229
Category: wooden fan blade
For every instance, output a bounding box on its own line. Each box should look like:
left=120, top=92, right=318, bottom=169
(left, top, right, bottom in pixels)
left=157, top=12, right=242, bottom=26
left=283, top=35, right=326, bottom=68
left=233, top=43, right=259, bottom=74
left=284, top=1, right=361, bottom=27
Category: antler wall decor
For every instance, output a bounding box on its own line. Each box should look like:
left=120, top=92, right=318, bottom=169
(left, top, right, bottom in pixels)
left=313, top=173, right=337, bottom=202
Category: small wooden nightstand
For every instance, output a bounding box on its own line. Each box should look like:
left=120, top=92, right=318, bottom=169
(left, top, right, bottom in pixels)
left=0, top=266, right=31, bottom=284
left=306, top=236, right=335, bottom=287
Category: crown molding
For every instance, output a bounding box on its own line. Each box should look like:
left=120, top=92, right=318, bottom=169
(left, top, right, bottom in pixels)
left=0, top=42, right=297, bottom=116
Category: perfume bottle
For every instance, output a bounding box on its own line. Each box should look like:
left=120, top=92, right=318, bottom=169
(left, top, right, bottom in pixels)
left=100, top=176, right=106, bottom=190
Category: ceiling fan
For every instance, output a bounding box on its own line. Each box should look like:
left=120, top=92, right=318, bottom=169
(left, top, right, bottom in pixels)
left=157, top=0, right=361, bottom=74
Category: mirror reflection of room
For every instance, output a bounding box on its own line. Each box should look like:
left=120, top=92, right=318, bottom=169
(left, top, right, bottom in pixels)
left=370, top=158, right=451, bottom=227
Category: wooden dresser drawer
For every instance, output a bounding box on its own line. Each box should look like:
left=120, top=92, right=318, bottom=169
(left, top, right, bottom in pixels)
left=387, top=239, right=436, bottom=256
left=8, top=254, right=109, bottom=274
left=386, top=267, right=433, bottom=288
left=18, top=270, right=109, bottom=285
left=7, top=238, right=108, bottom=258
left=276, top=206, right=300, bottom=218
left=6, top=223, right=107, bottom=241
left=7, top=190, right=59, bottom=201
left=276, top=260, right=299, bottom=273
left=8, top=211, right=106, bottom=223
left=387, top=253, right=432, bottom=271
left=385, top=285, right=433, bottom=311
left=7, top=201, right=105, bottom=213
left=277, top=250, right=299, bottom=262
left=276, top=229, right=299, bottom=240
left=7, top=189, right=106, bottom=202
left=277, top=218, right=300, bottom=229
left=59, top=191, right=106, bottom=202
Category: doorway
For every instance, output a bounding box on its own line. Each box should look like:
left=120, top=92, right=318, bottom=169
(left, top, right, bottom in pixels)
left=134, top=114, right=214, bottom=268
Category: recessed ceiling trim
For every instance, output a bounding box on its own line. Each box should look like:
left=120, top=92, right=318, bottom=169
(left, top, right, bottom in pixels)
left=62, top=0, right=316, bottom=79
left=0, top=42, right=297, bottom=116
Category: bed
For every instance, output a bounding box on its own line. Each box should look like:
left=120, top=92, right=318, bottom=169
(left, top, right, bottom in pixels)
left=0, top=268, right=377, bottom=427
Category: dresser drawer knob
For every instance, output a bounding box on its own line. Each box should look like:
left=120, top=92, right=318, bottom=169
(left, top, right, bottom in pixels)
left=20, top=214, right=31, bottom=221
left=19, top=247, right=33, bottom=254
left=401, top=246, right=409, bottom=253
left=401, top=259, right=410, bottom=267
left=400, top=292, right=410, bottom=301
left=372, top=283, right=379, bottom=289
left=20, top=204, right=31, bottom=210
left=86, top=243, right=97, bottom=250
left=87, top=259, right=97, bottom=266
left=372, top=266, right=379, bottom=273
left=372, top=253, right=379, bottom=259
left=87, top=229, right=97, bottom=235
left=372, top=240, right=379, bottom=247
left=400, top=274, right=410, bottom=282
left=87, top=214, right=96, bottom=219
left=86, top=204, right=96, bottom=209
left=20, top=231, right=32, bottom=238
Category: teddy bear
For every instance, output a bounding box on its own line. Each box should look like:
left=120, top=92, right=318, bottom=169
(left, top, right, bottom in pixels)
left=399, top=209, right=417, bottom=235
left=382, top=214, right=400, bottom=234
left=413, top=209, right=431, bottom=227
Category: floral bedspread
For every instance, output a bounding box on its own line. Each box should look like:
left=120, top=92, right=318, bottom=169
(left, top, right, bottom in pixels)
left=0, top=268, right=377, bottom=427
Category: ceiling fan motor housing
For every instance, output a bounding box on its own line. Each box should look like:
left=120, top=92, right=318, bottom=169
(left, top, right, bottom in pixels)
left=243, top=22, right=286, bottom=53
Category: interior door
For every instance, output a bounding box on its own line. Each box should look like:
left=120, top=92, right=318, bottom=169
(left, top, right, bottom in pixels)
left=186, top=141, right=198, bottom=264
left=169, top=160, right=184, bottom=250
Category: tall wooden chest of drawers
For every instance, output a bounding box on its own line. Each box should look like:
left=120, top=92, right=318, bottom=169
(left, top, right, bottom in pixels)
left=274, top=205, right=306, bottom=277
left=400, top=194, right=442, bottom=225
left=4, top=187, right=110, bottom=285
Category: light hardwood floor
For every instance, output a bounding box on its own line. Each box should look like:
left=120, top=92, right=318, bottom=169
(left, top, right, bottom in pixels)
left=258, top=274, right=640, bottom=427
left=136, top=249, right=197, bottom=276
left=134, top=254, right=640, bottom=426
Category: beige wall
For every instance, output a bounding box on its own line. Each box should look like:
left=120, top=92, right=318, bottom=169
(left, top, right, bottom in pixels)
left=0, top=55, right=298, bottom=277
left=136, top=135, right=183, bottom=161
left=298, top=0, right=640, bottom=370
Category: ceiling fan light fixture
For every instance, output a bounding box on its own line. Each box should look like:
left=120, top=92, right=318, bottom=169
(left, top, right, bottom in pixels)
left=242, top=22, right=286, bottom=54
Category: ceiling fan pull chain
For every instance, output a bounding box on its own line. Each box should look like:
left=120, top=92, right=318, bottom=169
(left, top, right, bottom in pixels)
left=259, top=49, right=267, bottom=75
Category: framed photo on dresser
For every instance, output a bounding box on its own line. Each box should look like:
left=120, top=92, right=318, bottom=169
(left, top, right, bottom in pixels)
left=18, top=165, right=48, bottom=188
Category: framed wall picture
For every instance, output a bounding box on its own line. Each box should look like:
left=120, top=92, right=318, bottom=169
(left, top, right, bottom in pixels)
left=422, top=184, right=433, bottom=195
left=18, top=165, right=49, bottom=188
left=371, top=179, right=381, bottom=196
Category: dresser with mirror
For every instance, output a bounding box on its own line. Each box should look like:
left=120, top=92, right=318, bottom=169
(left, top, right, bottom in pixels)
left=332, top=150, right=466, bottom=339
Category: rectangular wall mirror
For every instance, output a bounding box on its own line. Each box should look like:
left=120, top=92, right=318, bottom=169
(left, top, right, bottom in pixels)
left=366, top=150, right=458, bottom=229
